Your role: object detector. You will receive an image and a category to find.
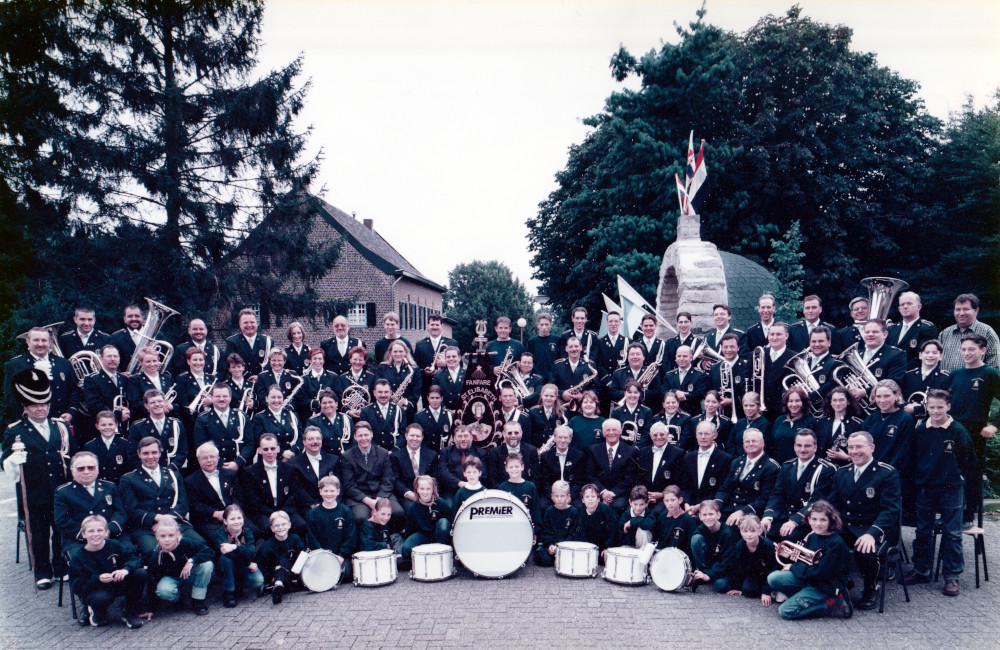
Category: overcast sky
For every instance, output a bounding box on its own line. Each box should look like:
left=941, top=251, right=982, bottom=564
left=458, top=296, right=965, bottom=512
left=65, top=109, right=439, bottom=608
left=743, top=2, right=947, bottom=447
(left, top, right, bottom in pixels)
left=256, top=0, right=1000, bottom=297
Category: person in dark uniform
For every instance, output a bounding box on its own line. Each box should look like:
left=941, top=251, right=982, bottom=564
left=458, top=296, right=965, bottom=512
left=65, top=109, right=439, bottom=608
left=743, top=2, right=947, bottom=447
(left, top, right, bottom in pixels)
left=184, top=441, right=245, bottom=542
left=57, top=306, right=110, bottom=359
left=902, top=389, right=977, bottom=597
left=755, top=322, right=795, bottom=416
left=250, top=384, right=301, bottom=459
left=340, top=422, right=404, bottom=524
left=374, top=311, right=413, bottom=366
left=788, top=295, right=834, bottom=353
left=486, top=421, right=540, bottom=487
left=696, top=428, right=779, bottom=526
left=241, top=433, right=306, bottom=539
left=663, top=312, right=697, bottom=372
left=172, top=347, right=216, bottom=433
left=69, top=515, right=147, bottom=629
left=690, top=391, right=734, bottom=452
left=413, top=314, right=458, bottom=406
left=193, top=383, right=250, bottom=470
left=413, top=386, right=454, bottom=451
left=800, top=326, right=838, bottom=399
left=535, top=480, right=582, bottom=567
left=297, top=348, right=340, bottom=426
left=703, top=304, right=748, bottom=359
left=635, top=314, right=667, bottom=368
left=3, top=326, right=79, bottom=427
left=526, top=312, right=559, bottom=383
left=511, top=352, right=545, bottom=409
left=760, top=429, right=836, bottom=541
left=552, top=337, right=599, bottom=414
left=682, top=421, right=733, bottom=505
left=650, top=392, right=694, bottom=449
left=319, top=315, right=364, bottom=376
left=390, top=424, right=438, bottom=508
left=306, top=389, right=354, bottom=456
left=84, top=411, right=134, bottom=484
left=888, top=292, right=938, bottom=370
left=729, top=392, right=771, bottom=457
left=2, top=369, right=77, bottom=588
left=611, top=382, right=654, bottom=446
left=125, top=346, right=175, bottom=421
left=169, top=318, right=222, bottom=378
left=127, top=388, right=187, bottom=472
left=253, top=348, right=301, bottom=407
left=374, top=340, right=421, bottom=417
left=538, top=425, right=586, bottom=510
left=494, top=385, right=533, bottom=446
left=527, top=384, right=563, bottom=450
left=340, top=346, right=376, bottom=420
left=709, top=333, right=750, bottom=422
left=852, top=319, right=907, bottom=394
left=108, top=303, right=144, bottom=373
left=558, top=307, right=597, bottom=365
left=487, top=316, right=527, bottom=376
left=637, top=422, right=688, bottom=513
left=223, top=308, right=273, bottom=378
left=582, top=418, right=638, bottom=513
left=817, top=387, right=865, bottom=466
left=609, top=343, right=663, bottom=410
left=284, top=321, right=310, bottom=376
left=435, top=424, right=489, bottom=507
left=431, top=346, right=465, bottom=412
left=862, top=379, right=915, bottom=474
left=53, top=450, right=129, bottom=559
left=402, top=475, right=452, bottom=562
left=832, top=297, right=868, bottom=355
left=595, top=311, right=628, bottom=401
left=820, top=431, right=901, bottom=610
left=82, top=345, right=131, bottom=440
left=901, top=340, right=951, bottom=420
left=287, top=426, right=343, bottom=510
left=746, top=294, right=778, bottom=351
left=119, top=436, right=204, bottom=556
left=662, top=345, right=709, bottom=418
left=223, top=354, right=253, bottom=413
left=769, top=386, right=818, bottom=465
left=359, top=379, right=406, bottom=451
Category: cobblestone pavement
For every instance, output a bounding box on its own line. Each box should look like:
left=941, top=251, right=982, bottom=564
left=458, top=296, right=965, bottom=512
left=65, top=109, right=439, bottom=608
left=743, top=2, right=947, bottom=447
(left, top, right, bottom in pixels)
left=0, top=479, right=997, bottom=649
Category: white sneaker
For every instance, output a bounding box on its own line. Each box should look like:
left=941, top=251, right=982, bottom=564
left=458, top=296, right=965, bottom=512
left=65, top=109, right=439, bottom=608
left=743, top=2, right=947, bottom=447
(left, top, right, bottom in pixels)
left=774, top=591, right=788, bottom=603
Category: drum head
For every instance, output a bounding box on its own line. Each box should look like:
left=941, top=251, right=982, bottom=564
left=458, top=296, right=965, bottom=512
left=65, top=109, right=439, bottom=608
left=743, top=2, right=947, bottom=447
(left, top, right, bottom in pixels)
left=301, top=550, right=342, bottom=592
left=649, top=548, right=691, bottom=592
left=556, top=541, right=596, bottom=552
left=412, top=543, right=452, bottom=555
left=452, top=490, right=533, bottom=578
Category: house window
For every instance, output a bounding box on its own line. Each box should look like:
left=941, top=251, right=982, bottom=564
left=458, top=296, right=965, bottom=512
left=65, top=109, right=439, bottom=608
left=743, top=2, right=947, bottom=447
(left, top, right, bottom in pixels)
left=347, top=303, right=367, bottom=327
left=418, top=306, right=426, bottom=330
left=399, top=301, right=408, bottom=329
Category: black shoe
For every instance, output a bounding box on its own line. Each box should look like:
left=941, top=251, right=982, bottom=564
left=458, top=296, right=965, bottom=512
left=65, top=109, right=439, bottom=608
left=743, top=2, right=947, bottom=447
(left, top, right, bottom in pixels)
left=272, top=581, right=284, bottom=605
left=830, top=593, right=853, bottom=619
left=857, top=587, right=879, bottom=611
left=191, top=599, right=208, bottom=616
left=122, top=614, right=144, bottom=629
left=86, top=605, right=110, bottom=627
left=222, top=591, right=237, bottom=608
left=36, top=578, right=53, bottom=591
left=901, top=569, right=931, bottom=585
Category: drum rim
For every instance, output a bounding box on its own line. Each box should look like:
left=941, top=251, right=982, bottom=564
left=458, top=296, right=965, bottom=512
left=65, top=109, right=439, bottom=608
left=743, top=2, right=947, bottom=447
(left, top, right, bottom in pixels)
left=451, top=490, right=533, bottom=578
left=301, top=549, right=342, bottom=591
left=648, top=547, right=691, bottom=591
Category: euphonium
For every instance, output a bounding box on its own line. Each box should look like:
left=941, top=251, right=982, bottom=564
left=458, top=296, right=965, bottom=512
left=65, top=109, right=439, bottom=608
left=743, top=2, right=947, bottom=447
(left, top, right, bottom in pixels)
left=691, top=337, right=725, bottom=371
left=860, top=277, right=909, bottom=324
left=781, top=350, right=826, bottom=417
left=125, top=298, right=180, bottom=375
left=69, top=350, right=103, bottom=388
left=832, top=343, right=877, bottom=411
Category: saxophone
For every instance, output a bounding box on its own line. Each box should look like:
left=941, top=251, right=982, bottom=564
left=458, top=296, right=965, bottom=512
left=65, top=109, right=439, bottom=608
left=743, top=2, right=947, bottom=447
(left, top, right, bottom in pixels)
left=391, top=361, right=415, bottom=407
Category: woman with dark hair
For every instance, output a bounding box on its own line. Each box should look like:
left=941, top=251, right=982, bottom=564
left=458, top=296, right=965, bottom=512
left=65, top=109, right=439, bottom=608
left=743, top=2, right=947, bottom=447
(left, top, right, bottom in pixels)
left=817, top=387, right=865, bottom=465
left=729, top=391, right=771, bottom=456
left=768, top=386, right=817, bottom=464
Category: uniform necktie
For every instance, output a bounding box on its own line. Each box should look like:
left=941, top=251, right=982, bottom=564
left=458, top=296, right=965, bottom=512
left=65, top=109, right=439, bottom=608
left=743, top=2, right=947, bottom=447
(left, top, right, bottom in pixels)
left=797, top=462, right=806, bottom=480
left=411, top=451, right=419, bottom=475
left=557, top=452, right=566, bottom=480
left=86, top=484, right=96, bottom=497
left=740, top=459, right=754, bottom=480
left=607, top=446, right=615, bottom=467
left=854, top=466, right=863, bottom=482
left=460, top=450, right=466, bottom=467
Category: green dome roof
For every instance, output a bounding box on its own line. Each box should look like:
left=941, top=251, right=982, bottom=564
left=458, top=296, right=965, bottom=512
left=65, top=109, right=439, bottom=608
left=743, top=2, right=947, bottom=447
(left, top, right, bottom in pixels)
left=719, top=251, right=779, bottom=330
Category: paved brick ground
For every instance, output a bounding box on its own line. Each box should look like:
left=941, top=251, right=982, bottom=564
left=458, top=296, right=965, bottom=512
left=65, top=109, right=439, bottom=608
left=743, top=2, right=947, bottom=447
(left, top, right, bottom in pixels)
left=0, top=478, right=997, bottom=649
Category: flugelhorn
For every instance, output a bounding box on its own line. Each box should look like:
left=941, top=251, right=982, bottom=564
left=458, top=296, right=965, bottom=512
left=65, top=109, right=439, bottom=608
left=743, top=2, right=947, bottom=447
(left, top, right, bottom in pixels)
left=125, top=298, right=180, bottom=375
left=860, top=277, right=909, bottom=324
left=781, top=350, right=826, bottom=417
left=775, top=539, right=823, bottom=567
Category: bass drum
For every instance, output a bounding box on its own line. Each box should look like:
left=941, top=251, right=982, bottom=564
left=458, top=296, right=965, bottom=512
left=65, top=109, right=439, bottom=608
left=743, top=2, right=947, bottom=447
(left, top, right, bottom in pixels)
left=451, top=489, right=533, bottom=578
left=648, top=547, right=692, bottom=592
left=298, top=549, right=342, bottom=592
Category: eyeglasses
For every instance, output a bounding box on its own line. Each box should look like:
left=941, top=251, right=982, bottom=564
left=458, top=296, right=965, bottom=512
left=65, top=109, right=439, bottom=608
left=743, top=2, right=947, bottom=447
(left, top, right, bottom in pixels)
left=74, top=465, right=98, bottom=471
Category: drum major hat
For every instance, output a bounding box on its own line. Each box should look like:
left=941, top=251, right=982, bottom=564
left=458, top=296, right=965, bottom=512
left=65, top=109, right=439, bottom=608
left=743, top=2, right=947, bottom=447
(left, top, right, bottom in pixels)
left=13, top=368, right=51, bottom=406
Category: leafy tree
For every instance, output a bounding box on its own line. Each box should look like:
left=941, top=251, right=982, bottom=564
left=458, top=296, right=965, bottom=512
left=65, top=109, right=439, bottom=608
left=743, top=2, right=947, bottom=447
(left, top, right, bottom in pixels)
left=769, top=220, right=805, bottom=323
left=0, top=0, right=337, bottom=349
left=528, top=7, right=942, bottom=324
left=445, top=261, right=535, bottom=352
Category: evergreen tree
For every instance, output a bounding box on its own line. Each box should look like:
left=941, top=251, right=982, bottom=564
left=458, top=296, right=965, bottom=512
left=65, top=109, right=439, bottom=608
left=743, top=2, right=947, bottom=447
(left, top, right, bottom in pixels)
left=445, top=261, right=535, bottom=352
left=768, top=220, right=805, bottom=323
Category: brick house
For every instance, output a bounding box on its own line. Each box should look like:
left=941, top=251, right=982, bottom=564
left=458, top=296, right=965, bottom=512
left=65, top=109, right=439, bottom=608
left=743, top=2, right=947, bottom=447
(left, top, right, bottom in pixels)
left=227, top=197, right=450, bottom=354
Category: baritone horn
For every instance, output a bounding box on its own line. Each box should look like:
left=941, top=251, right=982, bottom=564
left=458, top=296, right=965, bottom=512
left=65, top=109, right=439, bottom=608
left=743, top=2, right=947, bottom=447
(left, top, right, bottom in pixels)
left=860, top=277, right=909, bottom=324
left=125, top=298, right=180, bottom=375
left=781, top=350, right=826, bottom=417
left=832, top=343, right=877, bottom=411
left=691, top=337, right=725, bottom=371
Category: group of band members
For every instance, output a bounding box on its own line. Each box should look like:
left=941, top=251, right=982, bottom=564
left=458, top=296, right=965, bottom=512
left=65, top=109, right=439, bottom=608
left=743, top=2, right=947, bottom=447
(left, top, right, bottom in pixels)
left=1, top=290, right=998, bottom=622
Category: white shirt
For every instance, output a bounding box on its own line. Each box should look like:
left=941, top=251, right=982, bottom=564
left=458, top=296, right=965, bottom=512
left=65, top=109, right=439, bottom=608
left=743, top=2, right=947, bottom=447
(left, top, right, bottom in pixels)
left=741, top=453, right=763, bottom=480
left=555, top=450, right=568, bottom=479
left=306, top=452, right=322, bottom=476
left=651, top=444, right=667, bottom=481
left=770, top=347, right=786, bottom=362
left=215, top=408, right=231, bottom=422
left=796, top=457, right=814, bottom=480
left=854, top=459, right=873, bottom=481
left=264, top=463, right=279, bottom=500
left=204, top=470, right=224, bottom=501
left=32, top=354, right=52, bottom=379
left=151, top=417, right=166, bottom=435
left=145, top=465, right=162, bottom=486
left=32, top=419, right=51, bottom=442
left=129, top=329, right=142, bottom=344
left=77, top=330, right=91, bottom=345
left=245, top=334, right=257, bottom=349
left=144, top=372, right=162, bottom=391
left=697, top=445, right=715, bottom=484
left=85, top=483, right=96, bottom=497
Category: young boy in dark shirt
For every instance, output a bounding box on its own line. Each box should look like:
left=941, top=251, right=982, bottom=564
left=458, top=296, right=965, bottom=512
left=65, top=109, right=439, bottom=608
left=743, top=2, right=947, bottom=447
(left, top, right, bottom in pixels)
left=653, top=485, right=697, bottom=558
left=306, top=475, right=357, bottom=583
left=147, top=516, right=215, bottom=615
left=69, top=515, right=147, bottom=629
left=359, top=497, right=402, bottom=553
left=535, top=480, right=582, bottom=567
left=578, top=483, right=617, bottom=562
left=618, top=485, right=656, bottom=548
left=497, top=453, right=541, bottom=527
left=726, top=514, right=776, bottom=604
left=258, top=510, right=305, bottom=604
left=453, top=457, right=487, bottom=511
left=690, top=499, right=739, bottom=593
left=214, top=504, right=264, bottom=607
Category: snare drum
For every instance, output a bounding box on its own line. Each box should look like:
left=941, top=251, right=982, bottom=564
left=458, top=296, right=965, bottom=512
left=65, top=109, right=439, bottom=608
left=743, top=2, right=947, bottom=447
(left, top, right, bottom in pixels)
left=410, top=544, right=456, bottom=582
left=297, top=549, right=342, bottom=592
left=451, top=490, right=533, bottom=578
left=648, top=547, right=692, bottom=592
left=352, top=549, right=398, bottom=587
left=554, top=541, right=598, bottom=578
left=602, top=546, right=648, bottom=585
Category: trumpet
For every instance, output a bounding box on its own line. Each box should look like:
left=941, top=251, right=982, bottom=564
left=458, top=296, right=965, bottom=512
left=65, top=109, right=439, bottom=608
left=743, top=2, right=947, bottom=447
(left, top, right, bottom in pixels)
left=781, top=350, right=826, bottom=417
left=124, top=298, right=180, bottom=375
left=163, top=385, right=178, bottom=406
left=751, top=346, right=766, bottom=412
left=775, top=540, right=824, bottom=567
left=832, top=343, right=877, bottom=411
left=187, top=379, right=217, bottom=414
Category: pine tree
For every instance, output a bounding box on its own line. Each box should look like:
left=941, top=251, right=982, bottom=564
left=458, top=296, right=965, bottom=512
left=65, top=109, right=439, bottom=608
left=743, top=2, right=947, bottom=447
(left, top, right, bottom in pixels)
left=768, top=220, right=805, bottom=323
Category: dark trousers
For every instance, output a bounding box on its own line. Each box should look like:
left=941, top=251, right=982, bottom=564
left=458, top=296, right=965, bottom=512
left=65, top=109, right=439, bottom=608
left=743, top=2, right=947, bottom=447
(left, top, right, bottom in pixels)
left=81, top=568, right=147, bottom=617
left=913, top=486, right=965, bottom=580
left=25, top=498, right=63, bottom=580
left=348, top=497, right=405, bottom=532
left=841, top=528, right=888, bottom=592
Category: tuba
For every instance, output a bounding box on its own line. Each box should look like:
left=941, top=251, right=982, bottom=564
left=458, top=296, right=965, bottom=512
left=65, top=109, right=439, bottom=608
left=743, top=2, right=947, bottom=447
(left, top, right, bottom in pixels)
left=495, top=347, right=531, bottom=400
left=125, top=298, right=180, bottom=375
left=860, top=277, right=909, bottom=324
left=781, top=350, right=826, bottom=417
left=832, top=343, right=877, bottom=411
